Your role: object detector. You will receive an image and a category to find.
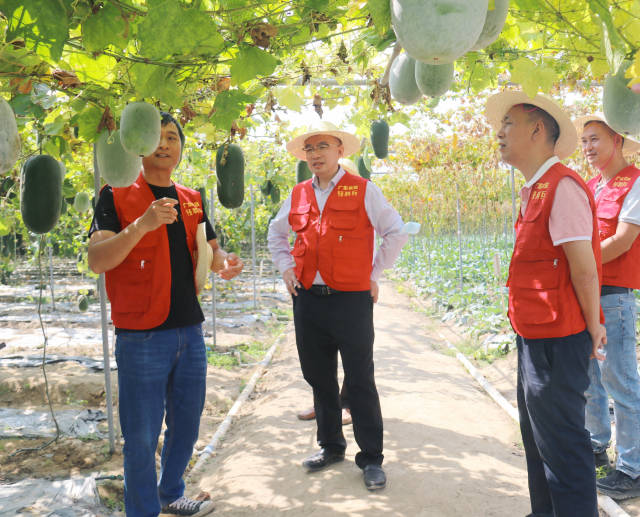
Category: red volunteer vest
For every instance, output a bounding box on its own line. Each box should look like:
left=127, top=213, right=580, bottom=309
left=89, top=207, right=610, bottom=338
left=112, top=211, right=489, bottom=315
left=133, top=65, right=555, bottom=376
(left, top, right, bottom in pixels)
left=587, top=165, right=640, bottom=289
left=507, top=163, right=602, bottom=339
left=105, top=173, right=203, bottom=330
left=289, top=172, right=374, bottom=291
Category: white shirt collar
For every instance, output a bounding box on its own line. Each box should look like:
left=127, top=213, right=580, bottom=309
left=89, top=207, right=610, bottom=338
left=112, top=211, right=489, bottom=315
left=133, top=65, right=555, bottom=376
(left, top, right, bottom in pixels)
left=523, top=156, right=560, bottom=189
left=312, top=166, right=345, bottom=190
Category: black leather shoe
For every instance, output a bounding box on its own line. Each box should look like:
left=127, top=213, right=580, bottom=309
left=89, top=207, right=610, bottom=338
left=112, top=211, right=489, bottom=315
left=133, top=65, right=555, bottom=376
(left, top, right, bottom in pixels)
left=302, top=449, right=345, bottom=472
left=363, top=464, right=386, bottom=490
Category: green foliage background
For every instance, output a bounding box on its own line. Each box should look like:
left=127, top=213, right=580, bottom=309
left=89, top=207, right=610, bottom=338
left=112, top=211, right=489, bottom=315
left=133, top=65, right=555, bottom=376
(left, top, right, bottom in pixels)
left=0, top=1, right=639, bottom=279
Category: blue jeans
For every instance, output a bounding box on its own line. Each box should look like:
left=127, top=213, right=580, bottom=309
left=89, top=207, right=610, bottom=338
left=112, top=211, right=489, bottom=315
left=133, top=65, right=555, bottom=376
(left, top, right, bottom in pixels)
left=585, top=290, right=640, bottom=478
left=115, top=324, right=207, bottom=517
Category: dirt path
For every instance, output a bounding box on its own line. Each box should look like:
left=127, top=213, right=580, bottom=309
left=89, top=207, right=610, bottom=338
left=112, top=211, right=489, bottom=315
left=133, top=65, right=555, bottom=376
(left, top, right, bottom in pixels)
left=189, top=281, right=531, bottom=516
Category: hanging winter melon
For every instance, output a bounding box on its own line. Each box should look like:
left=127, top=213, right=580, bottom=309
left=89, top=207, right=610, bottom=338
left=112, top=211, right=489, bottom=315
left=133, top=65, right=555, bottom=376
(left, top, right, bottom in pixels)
left=270, top=185, right=281, bottom=204
left=357, top=157, right=371, bottom=179
left=216, top=143, right=244, bottom=209
left=471, top=0, right=510, bottom=51
left=389, top=53, right=422, bottom=105
left=296, top=160, right=312, bottom=183
left=603, top=62, right=640, bottom=138
left=96, top=130, right=142, bottom=188
left=78, top=295, right=89, bottom=312
left=415, top=61, right=455, bottom=97
left=20, top=155, right=63, bottom=234
left=74, top=192, right=91, bottom=213
left=0, top=97, right=20, bottom=175
left=370, top=120, right=389, bottom=159
left=391, top=0, right=489, bottom=64
left=120, top=102, right=162, bottom=156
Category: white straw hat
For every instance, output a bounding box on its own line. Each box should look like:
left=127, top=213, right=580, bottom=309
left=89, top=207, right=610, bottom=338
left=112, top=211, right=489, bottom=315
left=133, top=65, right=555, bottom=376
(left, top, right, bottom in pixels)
left=194, top=222, right=213, bottom=295
left=339, top=157, right=358, bottom=175
left=485, top=91, right=578, bottom=160
left=286, top=120, right=360, bottom=161
left=574, top=113, right=640, bottom=156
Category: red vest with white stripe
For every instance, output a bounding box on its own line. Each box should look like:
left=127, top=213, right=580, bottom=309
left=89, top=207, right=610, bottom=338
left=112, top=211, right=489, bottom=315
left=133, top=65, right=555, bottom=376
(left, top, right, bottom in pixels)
left=289, top=172, right=374, bottom=291
left=587, top=165, right=640, bottom=289
left=106, top=173, right=202, bottom=329
left=507, top=163, right=602, bottom=339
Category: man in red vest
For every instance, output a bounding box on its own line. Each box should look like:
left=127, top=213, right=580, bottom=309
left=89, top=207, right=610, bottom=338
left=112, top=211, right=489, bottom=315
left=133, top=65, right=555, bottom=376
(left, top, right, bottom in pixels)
left=267, top=121, right=407, bottom=491
left=576, top=113, right=640, bottom=500
left=485, top=92, right=606, bottom=517
left=88, top=112, right=242, bottom=517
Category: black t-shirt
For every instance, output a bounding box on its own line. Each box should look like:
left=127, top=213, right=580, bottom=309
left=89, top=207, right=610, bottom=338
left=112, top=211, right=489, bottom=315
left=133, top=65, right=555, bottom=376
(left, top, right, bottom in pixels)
left=89, top=184, right=217, bottom=332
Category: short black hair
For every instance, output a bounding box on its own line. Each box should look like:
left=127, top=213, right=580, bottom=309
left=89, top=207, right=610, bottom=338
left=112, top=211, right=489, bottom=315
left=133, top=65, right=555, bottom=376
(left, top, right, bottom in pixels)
left=521, top=104, right=560, bottom=145
left=160, top=111, right=185, bottom=150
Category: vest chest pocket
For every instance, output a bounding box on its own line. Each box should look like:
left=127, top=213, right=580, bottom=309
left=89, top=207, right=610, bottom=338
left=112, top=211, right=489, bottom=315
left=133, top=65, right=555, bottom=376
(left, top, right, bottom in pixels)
left=289, top=204, right=311, bottom=232
left=597, top=191, right=625, bottom=220
left=327, top=205, right=359, bottom=230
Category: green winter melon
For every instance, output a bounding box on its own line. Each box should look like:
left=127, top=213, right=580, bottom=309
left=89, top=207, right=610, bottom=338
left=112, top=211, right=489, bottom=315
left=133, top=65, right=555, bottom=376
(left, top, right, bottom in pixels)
left=603, top=62, right=640, bottom=138
left=370, top=120, right=389, bottom=159
left=78, top=295, right=89, bottom=312
left=96, top=130, right=142, bottom=187
left=471, top=0, right=510, bottom=51
left=20, top=155, right=63, bottom=234
left=270, top=185, right=281, bottom=204
left=391, top=0, right=489, bottom=64
left=296, top=160, right=312, bottom=183
left=0, top=97, right=21, bottom=175
left=415, top=61, right=455, bottom=97
left=357, top=157, right=371, bottom=179
left=74, top=192, right=91, bottom=213
left=216, top=143, right=244, bottom=209
left=60, top=197, right=67, bottom=215
left=260, top=179, right=274, bottom=197
left=120, top=102, right=162, bottom=157
left=389, top=53, right=422, bottom=105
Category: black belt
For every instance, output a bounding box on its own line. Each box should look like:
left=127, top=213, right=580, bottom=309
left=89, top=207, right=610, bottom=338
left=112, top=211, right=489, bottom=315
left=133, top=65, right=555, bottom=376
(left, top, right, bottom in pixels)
left=307, top=285, right=343, bottom=296
left=601, top=285, right=632, bottom=296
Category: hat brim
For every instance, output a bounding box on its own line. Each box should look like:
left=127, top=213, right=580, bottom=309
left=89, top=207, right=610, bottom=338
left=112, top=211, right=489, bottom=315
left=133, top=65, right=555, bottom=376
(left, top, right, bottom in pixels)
left=287, top=130, right=360, bottom=161
left=574, top=113, right=640, bottom=157
left=485, top=91, right=578, bottom=160
left=195, top=222, right=213, bottom=295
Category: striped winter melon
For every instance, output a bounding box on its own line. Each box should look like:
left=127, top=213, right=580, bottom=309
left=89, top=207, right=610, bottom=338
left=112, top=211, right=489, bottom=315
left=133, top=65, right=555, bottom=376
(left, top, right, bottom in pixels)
left=20, top=155, right=63, bottom=234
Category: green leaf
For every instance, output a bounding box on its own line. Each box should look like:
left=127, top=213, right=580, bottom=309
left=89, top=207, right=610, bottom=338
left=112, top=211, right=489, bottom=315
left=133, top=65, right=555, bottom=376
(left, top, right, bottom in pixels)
left=367, top=0, right=391, bottom=36
left=274, top=87, right=304, bottom=112
left=81, top=3, right=128, bottom=52
left=77, top=105, right=103, bottom=143
left=230, top=46, right=280, bottom=86
left=210, top=90, right=256, bottom=130
left=137, top=0, right=224, bottom=59
left=131, top=63, right=182, bottom=105
left=587, top=0, right=626, bottom=72
left=4, top=0, right=69, bottom=61
left=510, top=58, right=539, bottom=98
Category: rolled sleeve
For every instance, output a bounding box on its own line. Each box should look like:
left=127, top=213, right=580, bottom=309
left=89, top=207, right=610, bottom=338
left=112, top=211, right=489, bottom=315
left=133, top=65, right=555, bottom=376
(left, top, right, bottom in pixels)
left=364, top=182, right=408, bottom=281
left=549, top=177, right=593, bottom=246
left=267, top=194, right=296, bottom=274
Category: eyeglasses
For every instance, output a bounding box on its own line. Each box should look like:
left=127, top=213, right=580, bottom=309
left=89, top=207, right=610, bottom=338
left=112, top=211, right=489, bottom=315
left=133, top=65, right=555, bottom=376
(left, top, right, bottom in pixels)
left=302, top=143, right=340, bottom=154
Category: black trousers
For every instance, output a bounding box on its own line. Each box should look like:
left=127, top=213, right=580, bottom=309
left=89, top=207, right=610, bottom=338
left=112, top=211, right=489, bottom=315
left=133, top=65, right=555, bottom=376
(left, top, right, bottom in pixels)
left=293, top=288, right=383, bottom=468
left=517, top=331, right=598, bottom=517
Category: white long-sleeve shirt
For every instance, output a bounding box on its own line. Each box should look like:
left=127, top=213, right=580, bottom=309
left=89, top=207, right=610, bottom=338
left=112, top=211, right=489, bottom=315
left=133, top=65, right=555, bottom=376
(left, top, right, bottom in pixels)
left=267, top=167, right=408, bottom=284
